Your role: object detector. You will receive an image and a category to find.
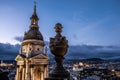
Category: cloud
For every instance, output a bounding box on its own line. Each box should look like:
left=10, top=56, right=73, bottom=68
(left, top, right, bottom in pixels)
left=14, top=36, right=23, bottom=42
left=66, top=45, right=120, bottom=60
left=44, top=41, right=49, bottom=46
left=73, top=34, right=76, bottom=39
left=0, top=43, right=20, bottom=60
left=0, top=42, right=120, bottom=60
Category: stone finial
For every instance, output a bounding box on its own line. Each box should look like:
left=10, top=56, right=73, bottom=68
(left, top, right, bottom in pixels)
left=54, top=23, right=63, bottom=34
left=46, top=23, right=70, bottom=80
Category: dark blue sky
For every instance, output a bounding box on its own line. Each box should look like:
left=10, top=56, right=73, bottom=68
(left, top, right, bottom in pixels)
left=0, top=0, right=120, bottom=46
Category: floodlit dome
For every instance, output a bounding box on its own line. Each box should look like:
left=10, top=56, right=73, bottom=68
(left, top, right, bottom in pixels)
left=23, top=27, right=43, bottom=41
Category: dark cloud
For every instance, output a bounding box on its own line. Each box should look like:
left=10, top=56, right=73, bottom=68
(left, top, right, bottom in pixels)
left=66, top=45, right=120, bottom=60
left=0, top=42, right=120, bottom=60
left=14, top=36, right=23, bottom=42
left=0, top=43, right=20, bottom=60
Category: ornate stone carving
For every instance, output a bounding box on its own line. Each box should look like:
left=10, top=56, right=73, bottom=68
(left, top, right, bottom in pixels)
left=46, top=23, right=70, bottom=80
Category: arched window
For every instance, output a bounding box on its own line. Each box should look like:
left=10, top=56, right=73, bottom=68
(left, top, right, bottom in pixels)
left=37, top=48, right=39, bottom=51
left=29, top=48, right=31, bottom=51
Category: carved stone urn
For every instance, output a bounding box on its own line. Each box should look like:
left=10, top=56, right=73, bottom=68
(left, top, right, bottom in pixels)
left=46, top=23, right=70, bottom=80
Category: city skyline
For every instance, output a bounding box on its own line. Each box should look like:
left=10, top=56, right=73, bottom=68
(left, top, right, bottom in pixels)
left=0, top=0, right=120, bottom=46
left=0, top=1, right=120, bottom=80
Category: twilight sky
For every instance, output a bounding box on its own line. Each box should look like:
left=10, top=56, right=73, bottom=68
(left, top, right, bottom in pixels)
left=0, top=0, right=120, bottom=46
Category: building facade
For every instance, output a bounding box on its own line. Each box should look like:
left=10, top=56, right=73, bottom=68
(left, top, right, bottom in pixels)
left=15, top=3, right=49, bottom=80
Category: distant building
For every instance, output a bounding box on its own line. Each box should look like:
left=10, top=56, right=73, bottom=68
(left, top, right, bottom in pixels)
left=15, top=3, right=49, bottom=80
left=75, top=68, right=119, bottom=80
left=0, top=60, right=13, bottom=67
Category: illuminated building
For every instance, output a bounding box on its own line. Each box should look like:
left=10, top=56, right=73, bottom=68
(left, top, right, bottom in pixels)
left=15, top=3, right=49, bottom=80
left=0, top=60, right=13, bottom=67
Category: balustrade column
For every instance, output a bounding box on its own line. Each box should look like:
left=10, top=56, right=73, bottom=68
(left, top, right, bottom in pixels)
left=41, top=71, right=44, bottom=80
left=22, top=66, right=25, bottom=80
left=16, top=66, right=19, bottom=80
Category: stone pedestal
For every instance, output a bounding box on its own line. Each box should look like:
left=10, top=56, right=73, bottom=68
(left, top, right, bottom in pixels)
left=46, top=23, right=70, bottom=80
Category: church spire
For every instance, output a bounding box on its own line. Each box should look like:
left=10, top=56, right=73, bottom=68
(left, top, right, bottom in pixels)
left=30, top=1, right=39, bottom=25
left=34, top=1, right=36, bottom=15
